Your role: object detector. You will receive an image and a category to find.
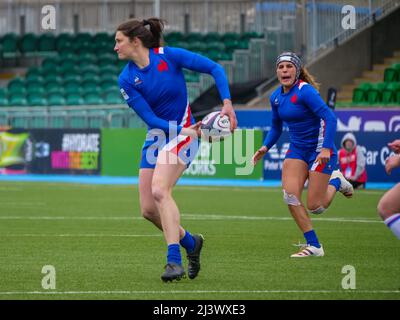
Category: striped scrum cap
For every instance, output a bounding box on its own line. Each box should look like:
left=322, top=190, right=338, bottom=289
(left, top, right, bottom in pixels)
left=276, top=52, right=302, bottom=79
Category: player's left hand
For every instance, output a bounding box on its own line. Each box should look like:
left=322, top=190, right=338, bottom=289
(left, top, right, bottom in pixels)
left=388, top=139, right=400, bottom=154
left=220, top=99, right=237, bottom=132
left=385, top=155, right=400, bottom=175
left=315, top=148, right=331, bottom=164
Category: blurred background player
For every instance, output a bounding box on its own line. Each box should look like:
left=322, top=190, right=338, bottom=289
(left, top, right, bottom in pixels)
left=251, top=52, right=353, bottom=258
left=377, top=139, right=400, bottom=240
left=338, top=132, right=367, bottom=189
left=115, top=17, right=237, bottom=281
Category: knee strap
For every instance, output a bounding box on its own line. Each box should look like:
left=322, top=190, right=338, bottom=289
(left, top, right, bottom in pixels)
left=283, top=189, right=301, bottom=206
left=309, top=206, right=326, bottom=215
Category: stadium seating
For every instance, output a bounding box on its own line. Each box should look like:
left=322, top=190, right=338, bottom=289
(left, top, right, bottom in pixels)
left=350, top=59, right=400, bottom=106
left=0, top=30, right=268, bottom=129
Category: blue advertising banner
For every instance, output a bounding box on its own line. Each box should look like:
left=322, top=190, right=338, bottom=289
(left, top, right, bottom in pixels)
left=237, top=109, right=400, bottom=132
left=262, top=131, right=400, bottom=183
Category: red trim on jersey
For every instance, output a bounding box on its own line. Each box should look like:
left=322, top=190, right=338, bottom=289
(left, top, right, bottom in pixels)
left=154, top=48, right=159, bottom=54
left=170, top=106, right=193, bottom=155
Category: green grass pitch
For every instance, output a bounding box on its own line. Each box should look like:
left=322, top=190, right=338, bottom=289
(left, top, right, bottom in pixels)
left=0, top=181, right=399, bottom=300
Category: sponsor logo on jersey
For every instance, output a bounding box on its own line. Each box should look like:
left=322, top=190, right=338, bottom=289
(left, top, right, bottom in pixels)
left=134, top=76, right=143, bottom=85
left=120, top=88, right=129, bottom=100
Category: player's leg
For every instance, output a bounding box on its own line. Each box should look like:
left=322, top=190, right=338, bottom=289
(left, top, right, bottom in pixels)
left=282, top=158, right=324, bottom=257
left=139, top=168, right=186, bottom=240
left=377, top=183, right=400, bottom=239
left=307, top=151, right=353, bottom=215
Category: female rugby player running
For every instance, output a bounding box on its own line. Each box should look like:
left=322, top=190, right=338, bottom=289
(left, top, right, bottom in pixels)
left=252, top=52, right=353, bottom=258
left=116, top=17, right=237, bottom=281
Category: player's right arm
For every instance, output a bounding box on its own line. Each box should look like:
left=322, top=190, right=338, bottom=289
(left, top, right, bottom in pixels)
left=251, top=95, right=283, bottom=166
left=119, top=76, right=200, bottom=138
left=166, top=47, right=237, bottom=131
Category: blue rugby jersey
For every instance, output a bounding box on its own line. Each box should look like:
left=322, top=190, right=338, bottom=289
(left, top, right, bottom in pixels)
left=263, top=80, right=337, bottom=152
left=118, top=47, right=231, bottom=135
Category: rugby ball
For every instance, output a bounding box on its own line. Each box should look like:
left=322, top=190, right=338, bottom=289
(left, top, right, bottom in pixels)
left=200, top=111, right=231, bottom=142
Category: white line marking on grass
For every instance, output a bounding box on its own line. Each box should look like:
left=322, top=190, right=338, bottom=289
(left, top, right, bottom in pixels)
left=0, top=234, right=162, bottom=238
left=0, top=214, right=383, bottom=224
left=0, top=289, right=398, bottom=296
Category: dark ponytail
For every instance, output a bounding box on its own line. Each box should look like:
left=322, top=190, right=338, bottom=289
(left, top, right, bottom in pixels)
left=117, top=17, right=165, bottom=48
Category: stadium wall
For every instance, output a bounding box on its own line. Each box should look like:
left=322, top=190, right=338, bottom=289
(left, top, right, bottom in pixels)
left=308, top=6, right=400, bottom=97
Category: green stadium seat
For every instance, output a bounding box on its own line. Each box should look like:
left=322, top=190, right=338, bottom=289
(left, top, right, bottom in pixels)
left=27, top=93, right=47, bottom=106
left=100, top=79, right=118, bottom=91
left=99, top=64, right=118, bottom=75
left=81, top=64, right=100, bottom=74
left=56, top=33, right=73, bottom=50
left=352, top=89, right=367, bottom=104
left=0, top=96, right=8, bottom=107
left=64, top=80, right=82, bottom=95
left=104, top=92, right=124, bottom=105
left=26, top=67, right=42, bottom=80
left=0, top=89, right=8, bottom=106
left=97, top=53, right=117, bottom=67
left=203, top=32, right=221, bottom=42
left=63, top=74, right=82, bottom=82
left=99, top=72, right=117, bottom=82
left=65, top=93, right=85, bottom=106
left=42, top=56, right=59, bottom=70
left=384, top=67, right=398, bottom=82
left=392, top=63, right=400, bottom=72
left=8, top=94, right=28, bottom=106
left=82, top=73, right=100, bottom=83
left=206, top=42, right=225, bottom=51
left=236, top=40, right=249, bottom=50
left=38, top=33, right=56, bottom=53
left=188, top=41, right=207, bottom=53
left=0, top=88, right=7, bottom=98
left=75, top=33, right=92, bottom=44
left=1, top=33, right=19, bottom=58
left=366, top=82, right=385, bottom=105
left=222, top=32, right=241, bottom=42
left=164, top=32, right=184, bottom=43
left=84, top=93, right=104, bottom=105
left=60, top=57, right=78, bottom=70
left=74, top=42, right=94, bottom=55
left=44, top=76, right=63, bottom=90
left=26, top=80, right=45, bottom=95
left=47, top=93, right=66, bottom=106
left=218, top=51, right=233, bottom=61
left=8, top=78, right=25, bottom=93
left=19, top=33, right=38, bottom=56
left=381, top=82, right=400, bottom=105
left=184, top=33, right=203, bottom=42
left=185, top=72, right=200, bottom=82
left=93, top=32, right=110, bottom=43
left=175, top=41, right=190, bottom=50
left=79, top=55, right=97, bottom=66
left=59, top=62, right=79, bottom=74
left=117, top=60, right=127, bottom=71
left=82, top=79, right=100, bottom=94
